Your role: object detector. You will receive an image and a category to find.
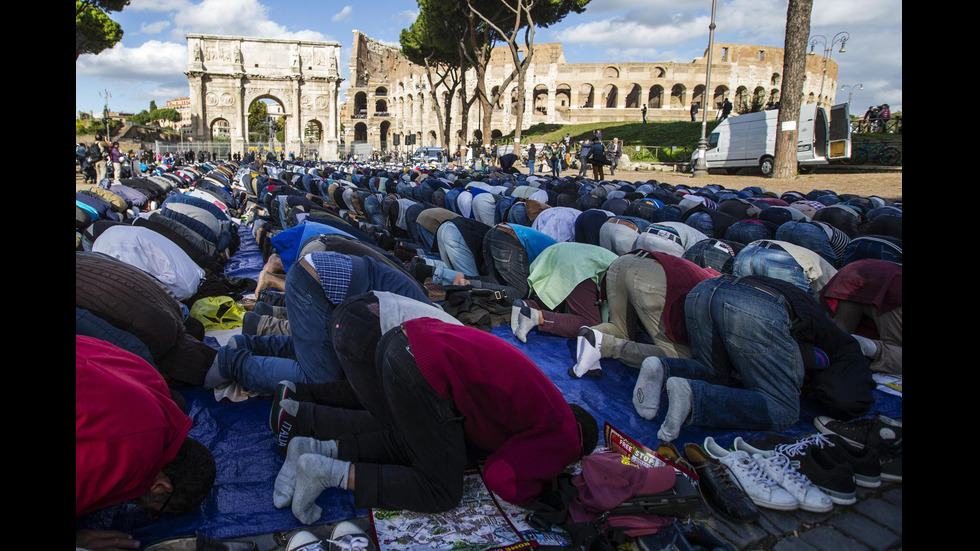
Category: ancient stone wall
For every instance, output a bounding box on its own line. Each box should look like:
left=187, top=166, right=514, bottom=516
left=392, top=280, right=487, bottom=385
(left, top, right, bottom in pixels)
left=341, top=31, right=839, bottom=154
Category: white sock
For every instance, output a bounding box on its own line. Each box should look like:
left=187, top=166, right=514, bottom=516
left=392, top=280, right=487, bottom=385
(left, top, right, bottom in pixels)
left=571, top=327, right=603, bottom=377
left=851, top=334, right=878, bottom=358
left=273, top=438, right=338, bottom=509
left=291, top=455, right=351, bottom=524
left=511, top=302, right=539, bottom=343
left=657, top=378, right=693, bottom=442
left=633, top=357, right=666, bottom=420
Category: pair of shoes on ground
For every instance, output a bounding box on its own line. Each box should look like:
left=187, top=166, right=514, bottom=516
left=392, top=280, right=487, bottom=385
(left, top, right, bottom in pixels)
left=814, top=413, right=902, bottom=483
left=702, top=437, right=835, bottom=512
left=286, top=521, right=376, bottom=551
left=656, top=441, right=759, bottom=523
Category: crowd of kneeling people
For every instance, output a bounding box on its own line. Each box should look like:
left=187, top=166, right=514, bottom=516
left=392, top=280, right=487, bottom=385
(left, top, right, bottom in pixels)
left=76, top=154, right=901, bottom=547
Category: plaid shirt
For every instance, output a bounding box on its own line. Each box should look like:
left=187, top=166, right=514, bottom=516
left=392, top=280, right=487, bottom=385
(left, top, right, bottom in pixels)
left=305, top=251, right=352, bottom=305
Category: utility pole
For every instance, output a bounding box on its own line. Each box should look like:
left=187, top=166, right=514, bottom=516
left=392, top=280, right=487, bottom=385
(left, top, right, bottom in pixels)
left=99, top=89, right=111, bottom=138
left=693, top=0, right=718, bottom=178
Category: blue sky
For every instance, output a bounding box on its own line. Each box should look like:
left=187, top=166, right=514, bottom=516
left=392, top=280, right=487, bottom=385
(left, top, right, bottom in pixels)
left=76, top=0, right=902, bottom=117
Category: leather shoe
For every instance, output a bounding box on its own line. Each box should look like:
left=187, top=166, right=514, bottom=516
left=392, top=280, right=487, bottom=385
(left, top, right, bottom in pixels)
left=684, top=442, right=760, bottom=523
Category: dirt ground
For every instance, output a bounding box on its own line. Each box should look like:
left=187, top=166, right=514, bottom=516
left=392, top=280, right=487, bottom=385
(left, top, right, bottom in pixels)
left=76, top=165, right=902, bottom=202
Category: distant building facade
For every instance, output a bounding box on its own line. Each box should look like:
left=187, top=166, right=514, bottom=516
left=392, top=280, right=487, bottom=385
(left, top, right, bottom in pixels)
left=164, top=96, right=193, bottom=130
left=341, top=31, right=839, bottom=153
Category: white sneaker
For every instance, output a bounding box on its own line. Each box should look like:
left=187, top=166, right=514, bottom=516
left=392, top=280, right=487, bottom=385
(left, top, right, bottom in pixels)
left=287, top=530, right=326, bottom=551
left=703, top=437, right=799, bottom=511
left=326, top=521, right=375, bottom=551
left=733, top=437, right=833, bottom=513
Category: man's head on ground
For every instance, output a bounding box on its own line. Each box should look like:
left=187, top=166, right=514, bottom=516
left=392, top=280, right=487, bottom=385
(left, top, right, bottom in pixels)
left=570, top=403, right=599, bottom=457
left=135, top=437, right=216, bottom=517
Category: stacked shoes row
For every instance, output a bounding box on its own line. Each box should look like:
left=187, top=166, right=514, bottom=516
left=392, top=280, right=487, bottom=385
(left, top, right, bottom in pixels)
left=655, top=413, right=902, bottom=521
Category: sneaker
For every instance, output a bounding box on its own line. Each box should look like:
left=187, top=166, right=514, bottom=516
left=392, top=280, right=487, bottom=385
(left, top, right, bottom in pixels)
left=732, top=437, right=833, bottom=513
left=682, top=442, right=760, bottom=523
left=286, top=530, right=326, bottom=551
left=749, top=432, right=881, bottom=489
left=770, top=438, right=857, bottom=505
left=702, top=437, right=798, bottom=511
left=270, top=380, right=296, bottom=431
left=326, top=521, right=376, bottom=551
left=814, top=413, right=902, bottom=450
left=878, top=441, right=902, bottom=483
left=510, top=299, right=538, bottom=343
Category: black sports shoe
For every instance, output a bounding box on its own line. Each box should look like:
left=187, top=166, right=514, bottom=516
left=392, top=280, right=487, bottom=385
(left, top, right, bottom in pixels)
left=683, top=443, right=761, bottom=523
left=878, top=441, right=902, bottom=483
left=770, top=439, right=856, bottom=505
left=749, top=432, right=882, bottom=489
left=814, top=413, right=902, bottom=450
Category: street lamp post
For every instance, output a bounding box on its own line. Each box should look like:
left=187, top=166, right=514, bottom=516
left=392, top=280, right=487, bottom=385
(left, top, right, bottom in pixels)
left=808, top=32, right=849, bottom=108
left=99, top=89, right=111, bottom=139
left=693, top=0, right=718, bottom=178
left=839, top=83, right=863, bottom=106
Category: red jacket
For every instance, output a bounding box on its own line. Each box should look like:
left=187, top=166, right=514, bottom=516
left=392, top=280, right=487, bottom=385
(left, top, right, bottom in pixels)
left=76, top=335, right=192, bottom=516
left=404, top=318, right=581, bottom=505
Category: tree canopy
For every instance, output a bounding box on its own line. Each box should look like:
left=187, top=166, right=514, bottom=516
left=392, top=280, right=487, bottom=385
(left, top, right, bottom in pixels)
left=76, top=0, right=130, bottom=60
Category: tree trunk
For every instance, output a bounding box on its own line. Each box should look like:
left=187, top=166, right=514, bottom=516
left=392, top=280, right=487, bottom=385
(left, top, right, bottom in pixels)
left=773, top=0, right=813, bottom=178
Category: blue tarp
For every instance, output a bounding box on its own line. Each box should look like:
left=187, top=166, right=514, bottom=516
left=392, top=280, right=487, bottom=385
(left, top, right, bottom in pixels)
left=76, top=222, right=901, bottom=546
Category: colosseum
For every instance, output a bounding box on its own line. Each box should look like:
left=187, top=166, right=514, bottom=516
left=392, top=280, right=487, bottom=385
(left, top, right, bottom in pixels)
left=341, top=30, right=838, bottom=154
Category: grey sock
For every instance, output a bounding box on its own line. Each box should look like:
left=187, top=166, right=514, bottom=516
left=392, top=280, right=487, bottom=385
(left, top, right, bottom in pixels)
left=571, top=327, right=603, bottom=377
left=851, top=334, right=878, bottom=358
left=657, top=377, right=693, bottom=442
left=273, top=437, right=339, bottom=509
left=203, top=355, right=230, bottom=389
left=291, top=455, right=351, bottom=524
left=280, top=397, right=299, bottom=416
left=633, top=357, right=666, bottom=420
left=512, top=302, right=539, bottom=343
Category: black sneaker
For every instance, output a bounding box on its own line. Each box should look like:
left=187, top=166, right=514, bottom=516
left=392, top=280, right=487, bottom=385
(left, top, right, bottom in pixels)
left=814, top=413, right=902, bottom=450
left=750, top=433, right=882, bottom=489
left=878, top=441, right=902, bottom=483
left=683, top=443, right=760, bottom=523
left=770, top=439, right=856, bottom=505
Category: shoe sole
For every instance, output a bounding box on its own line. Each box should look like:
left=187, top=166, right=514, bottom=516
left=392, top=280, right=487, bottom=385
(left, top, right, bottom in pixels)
left=855, top=473, right=882, bottom=488
left=881, top=472, right=902, bottom=483
left=816, top=485, right=857, bottom=506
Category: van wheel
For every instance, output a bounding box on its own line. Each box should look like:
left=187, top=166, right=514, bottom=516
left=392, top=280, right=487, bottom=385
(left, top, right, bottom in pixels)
left=759, top=156, right=775, bottom=177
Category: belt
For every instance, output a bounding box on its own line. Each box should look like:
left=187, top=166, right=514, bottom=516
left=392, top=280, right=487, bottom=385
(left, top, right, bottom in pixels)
left=720, top=274, right=792, bottom=317
left=607, top=218, right=638, bottom=232
left=299, top=257, right=320, bottom=283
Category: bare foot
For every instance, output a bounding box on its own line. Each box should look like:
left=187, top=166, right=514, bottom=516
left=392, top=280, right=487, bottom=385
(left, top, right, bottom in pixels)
left=453, top=273, right=470, bottom=286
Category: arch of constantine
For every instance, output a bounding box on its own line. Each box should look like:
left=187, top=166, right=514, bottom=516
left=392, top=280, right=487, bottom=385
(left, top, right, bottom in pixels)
left=341, top=31, right=838, bottom=154
left=185, top=34, right=343, bottom=160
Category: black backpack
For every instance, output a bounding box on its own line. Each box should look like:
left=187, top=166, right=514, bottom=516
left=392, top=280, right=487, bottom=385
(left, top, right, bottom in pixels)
left=87, top=143, right=102, bottom=163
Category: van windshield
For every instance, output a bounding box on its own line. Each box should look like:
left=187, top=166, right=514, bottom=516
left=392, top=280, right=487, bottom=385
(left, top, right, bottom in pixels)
left=707, top=133, right=719, bottom=149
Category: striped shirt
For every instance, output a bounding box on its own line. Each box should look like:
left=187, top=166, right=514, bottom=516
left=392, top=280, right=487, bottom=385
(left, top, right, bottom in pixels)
left=304, top=251, right=352, bottom=305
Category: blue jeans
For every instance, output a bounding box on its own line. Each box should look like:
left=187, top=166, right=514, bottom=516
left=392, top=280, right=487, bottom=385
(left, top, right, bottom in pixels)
left=483, top=228, right=530, bottom=298
left=775, top=221, right=839, bottom=268
left=660, top=277, right=804, bottom=431
left=682, top=239, right=739, bottom=274
left=842, top=237, right=902, bottom=266
left=733, top=242, right=812, bottom=295
left=724, top=220, right=773, bottom=245
left=216, top=264, right=343, bottom=393
left=551, top=158, right=561, bottom=177
left=435, top=222, right=480, bottom=281
left=528, top=159, right=535, bottom=174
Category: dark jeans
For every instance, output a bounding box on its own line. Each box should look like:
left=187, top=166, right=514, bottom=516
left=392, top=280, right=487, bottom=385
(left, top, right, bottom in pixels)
left=483, top=228, right=531, bottom=299
left=339, top=327, right=466, bottom=512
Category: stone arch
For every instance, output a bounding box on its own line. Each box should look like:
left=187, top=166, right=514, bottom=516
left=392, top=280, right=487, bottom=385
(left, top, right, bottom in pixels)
left=807, top=92, right=815, bottom=104
left=691, top=85, right=705, bottom=110
left=427, top=130, right=438, bottom=146
left=556, top=84, right=571, bottom=108
left=602, top=66, right=620, bottom=79
left=769, top=88, right=780, bottom=107
left=735, top=86, right=749, bottom=110
left=473, top=129, right=483, bottom=143
left=670, top=84, right=686, bottom=108
left=491, top=129, right=503, bottom=140
left=375, top=86, right=388, bottom=96
left=771, top=73, right=781, bottom=87
left=375, top=99, right=388, bottom=114
left=491, top=85, right=503, bottom=109
left=579, top=84, right=595, bottom=108
left=510, top=87, right=520, bottom=115
left=379, top=120, right=390, bottom=150
left=353, top=122, right=368, bottom=142
left=652, top=66, right=666, bottom=78
left=648, top=85, right=664, bottom=108
left=303, top=119, right=323, bottom=155
left=713, top=86, right=729, bottom=110
left=245, top=95, right=287, bottom=144
left=625, top=83, right=642, bottom=108
left=533, top=84, right=549, bottom=115
left=602, top=84, right=618, bottom=108
left=753, top=86, right=767, bottom=105
left=353, top=91, right=368, bottom=117
left=209, top=117, right=231, bottom=141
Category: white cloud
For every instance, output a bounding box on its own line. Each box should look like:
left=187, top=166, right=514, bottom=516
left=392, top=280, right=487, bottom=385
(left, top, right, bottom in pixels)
left=554, top=16, right=711, bottom=49
left=332, top=6, right=353, bottom=22
left=76, top=40, right=187, bottom=81
left=393, top=9, right=417, bottom=23
left=165, top=0, right=329, bottom=41
left=139, top=20, right=171, bottom=34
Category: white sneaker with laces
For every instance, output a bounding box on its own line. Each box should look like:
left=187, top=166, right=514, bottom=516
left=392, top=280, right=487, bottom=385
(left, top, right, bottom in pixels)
left=703, top=437, right=799, bottom=511
left=733, top=437, right=833, bottom=513
left=326, top=521, right=375, bottom=551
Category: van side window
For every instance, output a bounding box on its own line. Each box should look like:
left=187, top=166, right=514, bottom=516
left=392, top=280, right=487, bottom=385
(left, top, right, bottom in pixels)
left=707, top=132, right=720, bottom=149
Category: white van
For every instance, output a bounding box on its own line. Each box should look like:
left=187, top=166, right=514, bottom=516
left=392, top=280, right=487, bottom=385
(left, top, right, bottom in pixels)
left=690, top=103, right=851, bottom=175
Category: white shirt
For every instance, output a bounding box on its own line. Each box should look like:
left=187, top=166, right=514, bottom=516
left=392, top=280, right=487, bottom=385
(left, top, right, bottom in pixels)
left=93, top=225, right=205, bottom=301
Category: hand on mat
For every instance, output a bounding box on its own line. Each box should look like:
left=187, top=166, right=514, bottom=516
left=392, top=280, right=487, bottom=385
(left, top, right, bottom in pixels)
left=76, top=529, right=140, bottom=551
